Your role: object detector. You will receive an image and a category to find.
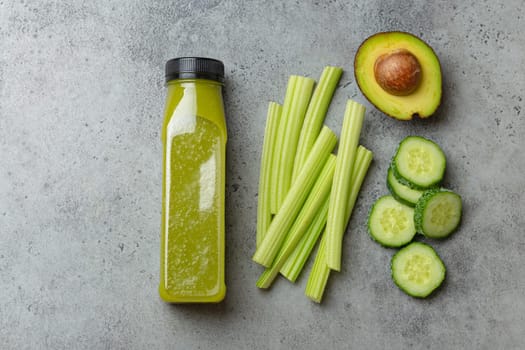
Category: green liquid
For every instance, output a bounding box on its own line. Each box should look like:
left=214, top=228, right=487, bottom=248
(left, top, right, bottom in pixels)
left=162, top=116, right=224, bottom=298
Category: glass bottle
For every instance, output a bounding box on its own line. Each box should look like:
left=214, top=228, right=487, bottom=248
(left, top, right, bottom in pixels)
left=159, top=57, right=227, bottom=303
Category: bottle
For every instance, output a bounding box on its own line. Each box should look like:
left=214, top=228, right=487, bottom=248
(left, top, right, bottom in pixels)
left=159, top=57, right=227, bottom=303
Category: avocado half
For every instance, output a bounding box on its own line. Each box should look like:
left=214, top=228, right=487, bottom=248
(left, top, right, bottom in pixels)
left=354, top=32, right=442, bottom=120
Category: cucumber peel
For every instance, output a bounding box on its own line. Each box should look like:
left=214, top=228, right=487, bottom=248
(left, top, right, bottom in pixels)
left=391, top=242, right=446, bottom=298
left=367, top=195, right=416, bottom=248
left=386, top=165, right=425, bottom=206
left=392, top=136, right=446, bottom=189
left=414, top=189, right=462, bottom=239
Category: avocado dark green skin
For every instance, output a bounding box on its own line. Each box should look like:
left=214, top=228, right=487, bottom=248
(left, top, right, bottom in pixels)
left=354, top=31, right=443, bottom=120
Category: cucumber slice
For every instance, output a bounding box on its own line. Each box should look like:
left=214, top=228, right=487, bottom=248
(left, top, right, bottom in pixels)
left=414, top=189, right=462, bottom=239
left=393, top=136, right=446, bottom=189
left=391, top=242, right=446, bottom=298
left=367, top=196, right=416, bottom=248
left=386, top=166, right=425, bottom=207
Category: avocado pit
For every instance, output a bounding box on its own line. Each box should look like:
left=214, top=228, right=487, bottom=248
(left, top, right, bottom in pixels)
left=374, top=49, right=422, bottom=96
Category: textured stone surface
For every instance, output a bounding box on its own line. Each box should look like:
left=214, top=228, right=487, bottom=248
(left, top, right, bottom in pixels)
left=1, top=1, right=524, bottom=349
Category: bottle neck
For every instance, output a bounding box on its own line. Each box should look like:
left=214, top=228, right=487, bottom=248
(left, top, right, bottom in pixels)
left=163, top=78, right=226, bottom=142
left=166, top=78, right=224, bottom=110
left=166, top=78, right=223, bottom=90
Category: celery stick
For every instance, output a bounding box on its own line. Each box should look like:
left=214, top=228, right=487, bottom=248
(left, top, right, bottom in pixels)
left=257, top=102, right=283, bottom=248
left=343, top=147, right=372, bottom=227
left=326, top=100, right=365, bottom=271
left=292, top=66, right=343, bottom=181
left=256, top=155, right=336, bottom=289
left=275, top=76, right=315, bottom=211
left=280, top=196, right=329, bottom=282
left=282, top=146, right=367, bottom=283
left=304, top=233, right=329, bottom=303
left=305, top=146, right=373, bottom=302
left=270, top=76, right=297, bottom=214
left=253, top=127, right=337, bottom=267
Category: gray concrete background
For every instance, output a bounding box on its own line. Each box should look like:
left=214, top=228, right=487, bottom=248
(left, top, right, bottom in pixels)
left=1, top=0, right=524, bottom=349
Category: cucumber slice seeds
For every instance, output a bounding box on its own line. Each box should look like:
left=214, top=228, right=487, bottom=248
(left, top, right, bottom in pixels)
left=368, top=195, right=416, bottom=248
left=393, top=136, right=446, bottom=189
left=391, top=242, right=446, bottom=298
left=415, top=189, right=462, bottom=239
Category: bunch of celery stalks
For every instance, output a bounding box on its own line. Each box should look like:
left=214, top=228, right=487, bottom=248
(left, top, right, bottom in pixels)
left=253, top=66, right=373, bottom=302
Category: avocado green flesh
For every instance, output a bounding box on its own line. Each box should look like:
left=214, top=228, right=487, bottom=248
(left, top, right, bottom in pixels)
left=354, top=32, right=442, bottom=120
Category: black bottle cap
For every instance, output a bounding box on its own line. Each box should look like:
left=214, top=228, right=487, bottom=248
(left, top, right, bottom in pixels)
left=165, top=57, right=225, bottom=83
